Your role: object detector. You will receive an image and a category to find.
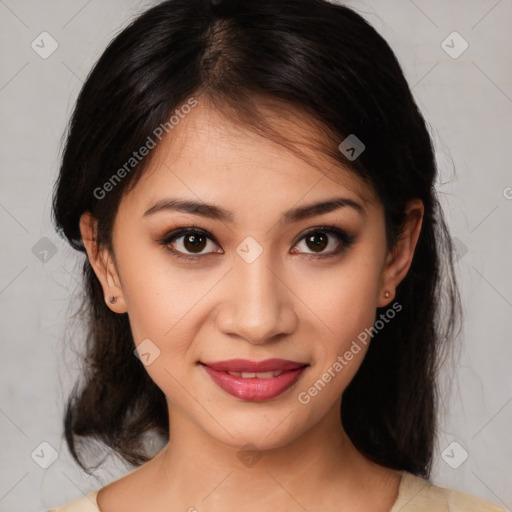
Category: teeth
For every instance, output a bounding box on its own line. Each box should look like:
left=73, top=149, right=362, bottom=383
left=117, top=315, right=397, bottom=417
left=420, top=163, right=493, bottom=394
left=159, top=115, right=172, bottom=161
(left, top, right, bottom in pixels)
left=256, top=371, right=282, bottom=379
left=227, top=371, right=283, bottom=379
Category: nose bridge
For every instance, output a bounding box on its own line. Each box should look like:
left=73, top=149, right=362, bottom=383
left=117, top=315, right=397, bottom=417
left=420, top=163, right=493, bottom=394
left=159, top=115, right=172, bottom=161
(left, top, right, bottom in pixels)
left=217, top=248, right=296, bottom=344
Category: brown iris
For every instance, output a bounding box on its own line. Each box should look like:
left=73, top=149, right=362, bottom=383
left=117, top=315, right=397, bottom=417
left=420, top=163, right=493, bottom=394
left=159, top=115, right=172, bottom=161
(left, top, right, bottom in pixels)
left=305, top=232, right=328, bottom=252
left=183, top=233, right=207, bottom=253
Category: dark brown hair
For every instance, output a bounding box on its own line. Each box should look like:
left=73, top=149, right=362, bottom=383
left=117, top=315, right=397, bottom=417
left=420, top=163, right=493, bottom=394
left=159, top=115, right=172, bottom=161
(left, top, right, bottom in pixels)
left=52, top=0, right=461, bottom=477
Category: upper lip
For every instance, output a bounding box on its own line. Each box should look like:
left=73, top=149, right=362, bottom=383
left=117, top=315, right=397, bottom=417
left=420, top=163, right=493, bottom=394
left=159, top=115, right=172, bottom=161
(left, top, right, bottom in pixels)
left=201, top=358, right=308, bottom=373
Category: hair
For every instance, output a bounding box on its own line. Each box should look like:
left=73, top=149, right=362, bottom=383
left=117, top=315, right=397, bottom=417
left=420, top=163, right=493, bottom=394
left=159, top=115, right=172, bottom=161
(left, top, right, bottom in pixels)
left=52, top=0, right=461, bottom=477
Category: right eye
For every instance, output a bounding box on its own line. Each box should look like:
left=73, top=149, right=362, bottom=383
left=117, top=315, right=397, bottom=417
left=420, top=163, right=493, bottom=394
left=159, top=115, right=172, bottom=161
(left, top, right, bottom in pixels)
left=159, top=227, right=223, bottom=260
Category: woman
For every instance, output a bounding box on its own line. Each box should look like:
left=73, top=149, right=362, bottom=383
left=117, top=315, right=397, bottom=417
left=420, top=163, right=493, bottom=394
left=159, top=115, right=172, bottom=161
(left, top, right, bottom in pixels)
left=49, top=0, right=505, bottom=510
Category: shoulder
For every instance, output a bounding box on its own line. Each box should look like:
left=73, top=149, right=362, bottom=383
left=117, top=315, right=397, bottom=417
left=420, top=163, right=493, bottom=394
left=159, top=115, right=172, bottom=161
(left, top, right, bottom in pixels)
left=391, top=471, right=506, bottom=512
left=47, top=491, right=101, bottom=512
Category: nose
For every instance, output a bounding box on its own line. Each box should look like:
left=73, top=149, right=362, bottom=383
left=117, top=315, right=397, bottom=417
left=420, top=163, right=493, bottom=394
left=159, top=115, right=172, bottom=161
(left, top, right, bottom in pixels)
left=215, top=253, right=298, bottom=345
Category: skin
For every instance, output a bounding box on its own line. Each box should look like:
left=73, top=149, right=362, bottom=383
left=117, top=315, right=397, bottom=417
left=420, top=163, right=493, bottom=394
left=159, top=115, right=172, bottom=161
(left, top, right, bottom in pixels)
left=80, top=98, right=424, bottom=512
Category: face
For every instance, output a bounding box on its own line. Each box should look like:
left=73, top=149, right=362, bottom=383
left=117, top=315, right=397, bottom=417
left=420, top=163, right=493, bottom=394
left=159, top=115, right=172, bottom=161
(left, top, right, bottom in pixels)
left=81, top=99, right=422, bottom=451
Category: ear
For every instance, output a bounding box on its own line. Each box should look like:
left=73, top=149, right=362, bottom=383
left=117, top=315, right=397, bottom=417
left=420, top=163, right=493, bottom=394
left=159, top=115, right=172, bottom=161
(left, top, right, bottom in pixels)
left=377, top=198, right=424, bottom=307
left=79, top=212, right=127, bottom=313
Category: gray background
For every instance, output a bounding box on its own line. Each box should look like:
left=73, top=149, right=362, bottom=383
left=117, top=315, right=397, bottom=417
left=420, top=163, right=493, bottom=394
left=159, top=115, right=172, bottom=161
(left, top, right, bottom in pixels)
left=1, top=0, right=511, bottom=510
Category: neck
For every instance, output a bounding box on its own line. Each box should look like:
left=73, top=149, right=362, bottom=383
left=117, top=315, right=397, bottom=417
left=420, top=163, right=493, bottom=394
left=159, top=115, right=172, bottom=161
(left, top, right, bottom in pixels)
left=141, top=398, right=392, bottom=510
left=97, top=397, right=402, bottom=512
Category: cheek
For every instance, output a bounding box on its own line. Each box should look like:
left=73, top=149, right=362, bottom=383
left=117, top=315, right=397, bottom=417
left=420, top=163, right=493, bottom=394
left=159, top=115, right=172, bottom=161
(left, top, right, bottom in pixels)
left=119, top=257, right=209, bottom=398
left=300, top=254, right=382, bottom=345
left=293, top=246, right=384, bottom=398
left=114, top=234, right=207, bottom=340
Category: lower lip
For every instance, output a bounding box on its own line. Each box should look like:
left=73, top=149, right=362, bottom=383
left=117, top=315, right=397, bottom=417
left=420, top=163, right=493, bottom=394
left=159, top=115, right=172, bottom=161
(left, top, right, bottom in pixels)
left=202, top=365, right=307, bottom=401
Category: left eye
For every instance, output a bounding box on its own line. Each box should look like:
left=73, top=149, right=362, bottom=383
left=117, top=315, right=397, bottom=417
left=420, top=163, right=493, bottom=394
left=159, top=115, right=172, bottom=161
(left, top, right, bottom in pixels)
left=292, top=228, right=354, bottom=256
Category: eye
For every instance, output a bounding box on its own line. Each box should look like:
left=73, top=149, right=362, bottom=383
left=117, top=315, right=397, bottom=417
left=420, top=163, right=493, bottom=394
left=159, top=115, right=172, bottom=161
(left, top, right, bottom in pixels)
left=291, top=226, right=356, bottom=257
left=159, top=227, right=222, bottom=260
left=158, top=224, right=356, bottom=261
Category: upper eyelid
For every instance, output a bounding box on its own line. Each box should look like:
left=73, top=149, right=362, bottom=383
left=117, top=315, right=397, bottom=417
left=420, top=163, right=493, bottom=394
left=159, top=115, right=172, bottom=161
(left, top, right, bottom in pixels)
left=164, top=225, right=345, bottom=241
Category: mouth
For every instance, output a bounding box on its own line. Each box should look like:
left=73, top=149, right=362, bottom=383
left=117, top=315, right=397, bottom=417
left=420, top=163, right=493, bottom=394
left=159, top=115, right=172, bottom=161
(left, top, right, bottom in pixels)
left=200, top=359, right=309, bottom=401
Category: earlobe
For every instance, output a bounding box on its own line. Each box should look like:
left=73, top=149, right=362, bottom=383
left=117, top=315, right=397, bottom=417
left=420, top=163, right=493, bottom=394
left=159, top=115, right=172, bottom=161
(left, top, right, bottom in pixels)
left=79, top=212, right=127, bottom=313
left=378, top=199, right=424, bottom=307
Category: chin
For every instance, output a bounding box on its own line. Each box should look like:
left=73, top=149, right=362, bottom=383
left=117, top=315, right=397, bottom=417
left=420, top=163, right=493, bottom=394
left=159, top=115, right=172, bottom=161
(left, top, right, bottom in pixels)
left=201, top=406, right=311, bottom=453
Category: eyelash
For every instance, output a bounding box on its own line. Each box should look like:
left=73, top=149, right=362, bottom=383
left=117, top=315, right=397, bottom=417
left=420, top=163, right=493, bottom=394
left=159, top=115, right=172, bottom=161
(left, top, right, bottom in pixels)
left=158, top=224, right=356, bottom=262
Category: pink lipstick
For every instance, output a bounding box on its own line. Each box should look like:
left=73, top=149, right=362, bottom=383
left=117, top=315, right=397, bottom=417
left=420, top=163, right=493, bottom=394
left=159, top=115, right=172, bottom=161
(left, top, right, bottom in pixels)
left=201, top=358, right=308, bottom=401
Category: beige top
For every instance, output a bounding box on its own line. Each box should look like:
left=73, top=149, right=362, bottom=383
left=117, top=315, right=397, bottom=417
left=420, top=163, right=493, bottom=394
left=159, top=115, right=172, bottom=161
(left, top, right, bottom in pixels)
left=48, top=471, right=506, bottom=511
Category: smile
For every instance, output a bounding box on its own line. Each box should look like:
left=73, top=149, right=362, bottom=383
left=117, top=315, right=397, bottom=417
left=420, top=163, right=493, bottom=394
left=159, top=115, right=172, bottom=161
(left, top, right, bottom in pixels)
left=200, top=358, right=309, bottom=401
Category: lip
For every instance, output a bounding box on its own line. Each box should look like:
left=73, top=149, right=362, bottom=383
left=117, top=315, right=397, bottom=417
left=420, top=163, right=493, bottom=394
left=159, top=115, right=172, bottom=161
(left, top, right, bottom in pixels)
left=202, top=358, right=306, bottom=373
left=201, top=359, right=308, bottom=402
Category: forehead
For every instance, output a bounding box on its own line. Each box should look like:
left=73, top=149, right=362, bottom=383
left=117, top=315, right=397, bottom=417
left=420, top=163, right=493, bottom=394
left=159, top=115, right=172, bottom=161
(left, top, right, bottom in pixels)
left=121, top=98, right=377, bottom=215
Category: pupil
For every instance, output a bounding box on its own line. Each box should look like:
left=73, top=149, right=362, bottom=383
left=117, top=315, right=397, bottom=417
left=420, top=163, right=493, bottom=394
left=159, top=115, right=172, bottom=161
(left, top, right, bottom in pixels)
left=184, top=234, right=206, bottom=253
left=306, top=233, right=327, bottom=252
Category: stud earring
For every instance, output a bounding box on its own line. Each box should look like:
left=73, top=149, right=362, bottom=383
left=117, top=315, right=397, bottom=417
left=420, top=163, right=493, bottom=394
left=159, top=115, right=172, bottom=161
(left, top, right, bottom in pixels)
left=109, top=296, right=117, bottom=304
left=384, top=291, right=390, bottom=298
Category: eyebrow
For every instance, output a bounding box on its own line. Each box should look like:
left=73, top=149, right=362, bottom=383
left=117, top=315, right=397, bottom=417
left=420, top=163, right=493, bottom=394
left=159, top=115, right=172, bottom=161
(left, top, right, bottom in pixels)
left=143, top=196, right=365, bottom=223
